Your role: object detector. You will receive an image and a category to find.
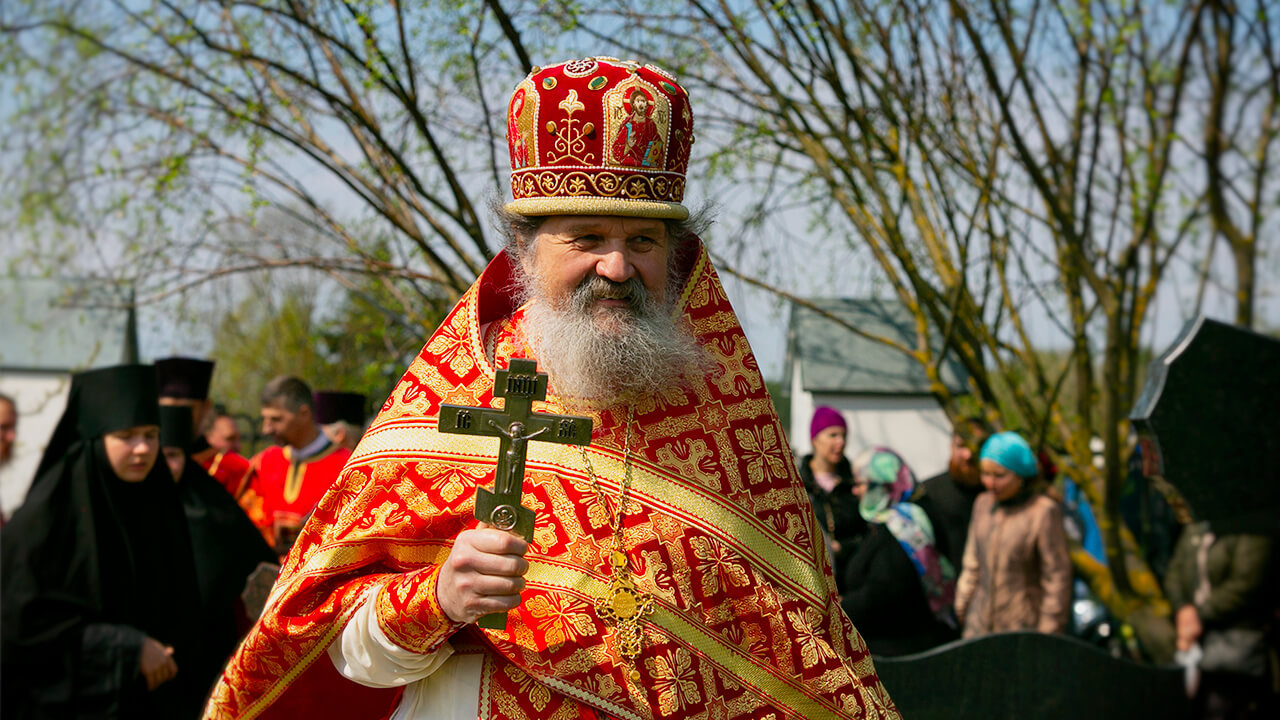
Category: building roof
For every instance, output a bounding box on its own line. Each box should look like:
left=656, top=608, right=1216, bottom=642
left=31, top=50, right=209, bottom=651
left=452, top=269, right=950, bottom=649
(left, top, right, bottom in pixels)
left=0, top=277, right=137, bottom=373
left=787, top=298, right=972, bottom=395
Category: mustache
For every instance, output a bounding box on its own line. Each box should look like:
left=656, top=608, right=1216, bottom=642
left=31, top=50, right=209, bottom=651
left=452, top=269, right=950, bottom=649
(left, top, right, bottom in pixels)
left=571, top=275, right=648, bottom=313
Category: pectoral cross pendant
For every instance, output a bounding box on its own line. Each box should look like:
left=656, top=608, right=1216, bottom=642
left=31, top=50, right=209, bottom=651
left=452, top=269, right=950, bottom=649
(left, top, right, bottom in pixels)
left=595, top=549, right=652, bottom=679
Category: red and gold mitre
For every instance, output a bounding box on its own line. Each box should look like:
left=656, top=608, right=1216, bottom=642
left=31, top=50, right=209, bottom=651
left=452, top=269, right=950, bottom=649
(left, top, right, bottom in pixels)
left=505, top=56, right=694, bottom=219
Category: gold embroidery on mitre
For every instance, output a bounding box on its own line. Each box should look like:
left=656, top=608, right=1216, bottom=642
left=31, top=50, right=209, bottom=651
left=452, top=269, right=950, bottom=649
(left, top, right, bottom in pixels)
left=544, top=89, right=595, bottom=165
left=508, top=78, right=539, bottom=171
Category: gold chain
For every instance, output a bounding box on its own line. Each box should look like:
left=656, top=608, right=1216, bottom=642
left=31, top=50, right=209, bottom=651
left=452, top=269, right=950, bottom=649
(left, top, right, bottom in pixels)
left=578, top=406, right=635, bottom=550
left=578, top=406, right=650, bottom=681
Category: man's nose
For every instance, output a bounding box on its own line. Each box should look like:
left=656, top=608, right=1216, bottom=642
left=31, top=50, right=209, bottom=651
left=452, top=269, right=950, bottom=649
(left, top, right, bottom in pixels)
left=594, top=243, right=635, bottom=283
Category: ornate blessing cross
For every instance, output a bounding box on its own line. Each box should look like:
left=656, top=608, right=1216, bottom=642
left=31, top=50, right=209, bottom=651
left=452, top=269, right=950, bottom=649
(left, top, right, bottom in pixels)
left=437, top=358, right=593, bottom=629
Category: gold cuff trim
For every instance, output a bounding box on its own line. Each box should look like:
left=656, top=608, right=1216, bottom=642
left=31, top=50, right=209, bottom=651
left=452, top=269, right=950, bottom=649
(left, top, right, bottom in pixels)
left=376, top=565, right=461, bottom=653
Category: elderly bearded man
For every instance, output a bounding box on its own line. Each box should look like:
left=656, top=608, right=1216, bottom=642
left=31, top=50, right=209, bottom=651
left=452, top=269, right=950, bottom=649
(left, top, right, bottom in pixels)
left=205, top=57, right=898, bottom=720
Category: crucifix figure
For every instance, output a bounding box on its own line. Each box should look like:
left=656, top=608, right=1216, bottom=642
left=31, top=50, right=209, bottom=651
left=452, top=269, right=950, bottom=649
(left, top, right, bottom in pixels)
left=437, top=358, right=593, bottom=629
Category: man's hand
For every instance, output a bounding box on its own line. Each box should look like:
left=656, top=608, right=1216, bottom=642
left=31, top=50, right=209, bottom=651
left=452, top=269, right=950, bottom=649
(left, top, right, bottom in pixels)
left=1175, top=604, right=1203, bottom=652
left=437, top=525, right=530, bottom=624
left=139, top=636, right=178, bottom=691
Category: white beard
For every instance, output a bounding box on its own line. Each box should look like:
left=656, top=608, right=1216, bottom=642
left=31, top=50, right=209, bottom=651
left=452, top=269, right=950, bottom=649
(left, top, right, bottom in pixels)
left=519, top=272, right=710, bottom=404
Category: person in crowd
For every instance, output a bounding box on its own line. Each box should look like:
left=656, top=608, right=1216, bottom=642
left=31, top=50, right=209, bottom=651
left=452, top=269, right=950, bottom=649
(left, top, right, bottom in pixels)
left=237, top=376, right=352, bottom=557
left=159, top=406, right=276, bottom=675
left=841, top=447, right=958, bottom=656
left=0, top=392, right=16, bottom=468
left=1, top=365, right=206, bottom=718
left=915, top=415, right=992, bottom=571
left=204, top=57, right=899, bottom=720
left=797, top=405, right=866, bottom=587
left=0, top=392, right=16, bottom=522
left=156, top=357, right=252, bottom=498
left=203, top=404, right=243, bottom=456
left=954, top=431, right=1072, bottom=638
left=1166, top=522, right=1274, bottom=719
left=313, top=390, right=367, bottom=452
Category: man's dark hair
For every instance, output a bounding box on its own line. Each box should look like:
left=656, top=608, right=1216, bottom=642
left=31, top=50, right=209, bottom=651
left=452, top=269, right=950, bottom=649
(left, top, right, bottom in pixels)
left=955, top=414, right=994, bottom=449
left=260, top=376, right=313, bottom=413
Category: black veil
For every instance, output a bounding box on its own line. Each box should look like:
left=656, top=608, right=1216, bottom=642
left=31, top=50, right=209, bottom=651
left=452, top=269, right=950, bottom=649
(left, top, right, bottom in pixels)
left=160, top=404, right=275, bottom=687
left=2, top=365, right=204, bottom=718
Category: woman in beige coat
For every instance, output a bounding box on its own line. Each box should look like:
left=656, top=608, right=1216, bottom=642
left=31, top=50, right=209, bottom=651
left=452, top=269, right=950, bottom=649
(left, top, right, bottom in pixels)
left=954, top=431, right=1072, bottom=638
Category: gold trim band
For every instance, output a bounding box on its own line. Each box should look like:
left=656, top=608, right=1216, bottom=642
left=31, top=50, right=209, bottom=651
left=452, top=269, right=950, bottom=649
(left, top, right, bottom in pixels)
left=505, top=196, right=688, bottom=219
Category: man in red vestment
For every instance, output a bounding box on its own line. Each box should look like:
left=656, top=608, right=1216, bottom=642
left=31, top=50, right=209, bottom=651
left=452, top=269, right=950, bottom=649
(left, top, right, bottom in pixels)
left=206, top=57, right=898, bottom=720
left=156, top=356, right=255, bottom=498
left=238, top=376, right=352, bottom=556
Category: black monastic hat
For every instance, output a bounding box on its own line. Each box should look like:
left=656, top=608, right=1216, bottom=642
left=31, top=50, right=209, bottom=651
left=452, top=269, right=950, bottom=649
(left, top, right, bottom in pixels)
left=154, top=357, right=215, bottom=400
left=34, top=364, right=161, bottom=480
left=312, top=391, right=366, bottom=426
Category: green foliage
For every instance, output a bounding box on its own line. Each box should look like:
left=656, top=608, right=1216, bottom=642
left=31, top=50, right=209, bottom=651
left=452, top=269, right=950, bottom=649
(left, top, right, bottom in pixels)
left=207, top=271, right=446, bottom=443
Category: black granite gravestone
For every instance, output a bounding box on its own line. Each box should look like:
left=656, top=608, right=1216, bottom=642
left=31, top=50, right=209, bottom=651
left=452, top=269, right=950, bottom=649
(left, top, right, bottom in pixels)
left=875, top=632, right=1190, bottom=719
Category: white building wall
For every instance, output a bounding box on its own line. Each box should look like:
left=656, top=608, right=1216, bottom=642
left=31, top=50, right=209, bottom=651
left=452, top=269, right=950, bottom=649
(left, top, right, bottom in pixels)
left=0, top=371, right=71, bottom=519
left=790, top=387, right=954, bottom=480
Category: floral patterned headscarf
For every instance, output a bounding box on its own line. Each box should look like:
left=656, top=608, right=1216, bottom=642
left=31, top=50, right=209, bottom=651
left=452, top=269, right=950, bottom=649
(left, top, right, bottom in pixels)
left=852, top=447, right=957, bottom=626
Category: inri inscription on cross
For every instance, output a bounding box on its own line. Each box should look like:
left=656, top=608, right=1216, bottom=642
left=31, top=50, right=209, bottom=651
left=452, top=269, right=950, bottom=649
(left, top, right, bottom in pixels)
left=437, top=358, right=593, bottom=628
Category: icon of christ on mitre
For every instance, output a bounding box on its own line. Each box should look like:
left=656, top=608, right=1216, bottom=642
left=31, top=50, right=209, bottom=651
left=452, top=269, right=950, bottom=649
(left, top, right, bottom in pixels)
left=204, top=56, right=900, bottom=720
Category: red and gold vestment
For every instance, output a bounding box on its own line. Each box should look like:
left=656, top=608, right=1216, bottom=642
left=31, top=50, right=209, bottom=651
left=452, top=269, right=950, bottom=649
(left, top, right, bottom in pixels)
left=199, top=449, right=253, bottom=498
left=205, top=244, right=899, bottom=720
left=238, top=442, right=351, bottom=551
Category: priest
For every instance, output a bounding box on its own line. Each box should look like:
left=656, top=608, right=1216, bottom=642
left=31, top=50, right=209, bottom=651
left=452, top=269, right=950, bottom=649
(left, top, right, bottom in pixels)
left=206, top=57, right=898, bottom=720
left=237, top=376, right=352, bottom=557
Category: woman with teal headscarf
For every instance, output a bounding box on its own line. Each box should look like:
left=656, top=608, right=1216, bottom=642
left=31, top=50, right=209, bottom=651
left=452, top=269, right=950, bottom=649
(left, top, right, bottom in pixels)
left=839, top=447, right=959, bottom=656
left=953, top=431, right=1073, bottom=638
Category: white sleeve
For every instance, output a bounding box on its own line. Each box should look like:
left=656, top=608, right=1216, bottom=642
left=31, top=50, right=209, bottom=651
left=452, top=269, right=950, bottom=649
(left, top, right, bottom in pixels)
left=328, top=587, right=456, bottom=688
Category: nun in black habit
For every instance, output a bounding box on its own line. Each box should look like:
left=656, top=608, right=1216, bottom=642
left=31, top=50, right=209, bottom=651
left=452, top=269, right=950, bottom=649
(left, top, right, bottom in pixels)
left=1, top=365, right=205, bottom=719
left=158, top=404, right=275, bottom=682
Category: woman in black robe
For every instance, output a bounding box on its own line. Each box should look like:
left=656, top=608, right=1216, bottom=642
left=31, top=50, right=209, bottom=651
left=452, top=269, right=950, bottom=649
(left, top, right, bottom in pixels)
left=159, top=404, right=276, bottom=685
left=1, top=365, right=206, bottom=719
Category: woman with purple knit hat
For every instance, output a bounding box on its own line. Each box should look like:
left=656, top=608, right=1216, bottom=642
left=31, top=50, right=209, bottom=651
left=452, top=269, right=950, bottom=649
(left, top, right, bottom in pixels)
left=797, top=406, right=867, bottom=591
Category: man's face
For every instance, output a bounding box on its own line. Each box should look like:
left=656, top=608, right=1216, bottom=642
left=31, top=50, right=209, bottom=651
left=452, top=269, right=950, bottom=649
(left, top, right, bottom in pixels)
left=949, top=430, right=985, bottom=487
left=206, top=415, right=242, bottom=454
left=527, top=215, right=670, bottom=324
left=260, top=401, right=311, bottom=447
left=517, top=214, right=707, bottom=402
left=631, top=93, right=649, bottom=118
left=0, top=399, right=16, bottom=465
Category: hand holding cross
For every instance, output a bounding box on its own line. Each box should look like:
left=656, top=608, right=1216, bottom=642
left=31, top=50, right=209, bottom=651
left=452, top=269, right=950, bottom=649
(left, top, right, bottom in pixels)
left=437, top=358, right=592, bottom=628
